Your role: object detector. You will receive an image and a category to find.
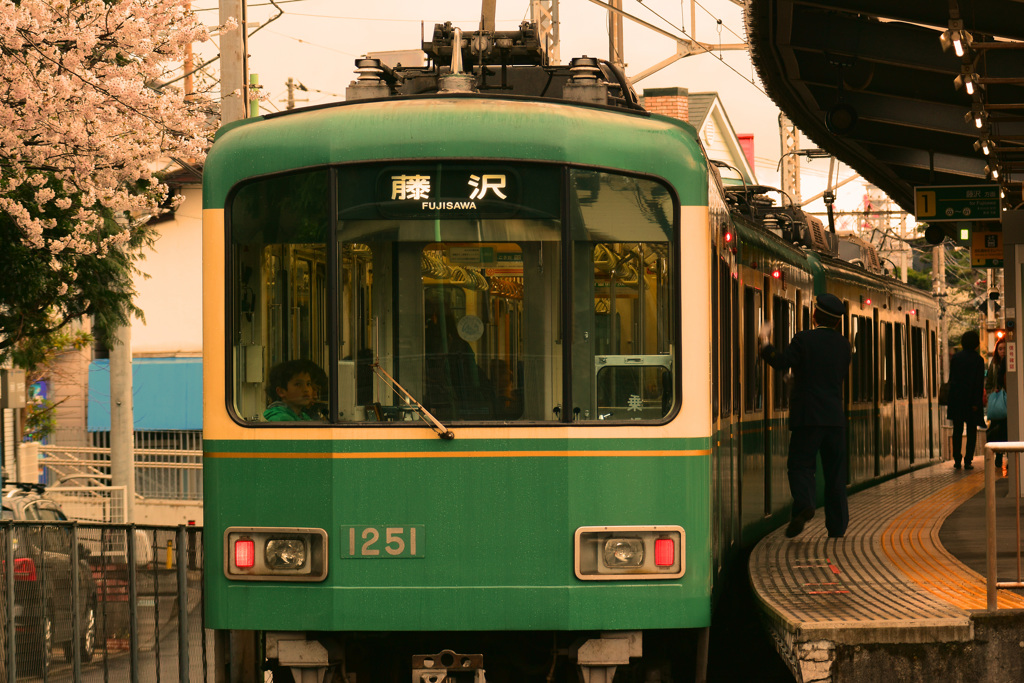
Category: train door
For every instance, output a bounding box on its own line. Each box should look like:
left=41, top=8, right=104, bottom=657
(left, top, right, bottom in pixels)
left=712, top=245, right=740, bottom=569
left=769, top=292, right=793, bottom=516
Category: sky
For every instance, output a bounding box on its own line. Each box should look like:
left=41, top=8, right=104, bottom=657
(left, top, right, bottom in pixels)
left=191, top=0, right=899, bottom=232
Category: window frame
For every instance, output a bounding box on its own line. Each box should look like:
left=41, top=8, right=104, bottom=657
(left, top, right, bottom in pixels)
left=224, top=161, right=683, bottom=428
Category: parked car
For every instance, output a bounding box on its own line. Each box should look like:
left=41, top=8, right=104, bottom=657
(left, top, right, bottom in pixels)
left=2, top=482, right=98, bottom=673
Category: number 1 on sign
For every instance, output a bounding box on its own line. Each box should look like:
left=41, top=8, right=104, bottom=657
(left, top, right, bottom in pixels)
left=916, top=190, right=936, bottom=217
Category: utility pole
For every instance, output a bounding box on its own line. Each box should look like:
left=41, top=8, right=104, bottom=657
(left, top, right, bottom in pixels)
left=109, top=324, right=135, bottom=523
left=608, top=0, right=624, bottom=68
left=779, top=114, right=800, bottom=203
left=220, top=0, right=249, bottom=124
left=531, top=1, right=560, bottom=65
left=283, top=77, right=308, bottom=110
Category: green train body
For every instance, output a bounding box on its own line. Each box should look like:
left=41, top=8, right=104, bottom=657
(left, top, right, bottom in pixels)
left=202, top=24, right=940, bottom=682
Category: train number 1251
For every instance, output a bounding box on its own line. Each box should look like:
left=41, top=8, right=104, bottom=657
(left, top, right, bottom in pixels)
left=341, top=525, right=425, bottom=558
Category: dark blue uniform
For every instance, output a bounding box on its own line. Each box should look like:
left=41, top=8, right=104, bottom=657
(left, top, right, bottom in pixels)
left=762, top=324, right=852, bottom=537
left=947, top=344, right=985, bottom=468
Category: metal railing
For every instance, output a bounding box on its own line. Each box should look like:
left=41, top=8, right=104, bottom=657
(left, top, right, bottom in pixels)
left=1, top=521, right=209, bottom=682
left=983, top=442, right=1024, bottom=610
left=37, top=446, right=203, bottom=501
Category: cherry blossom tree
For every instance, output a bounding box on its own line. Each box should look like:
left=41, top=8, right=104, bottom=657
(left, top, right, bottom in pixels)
left=0, top=0, right=228, bottom=358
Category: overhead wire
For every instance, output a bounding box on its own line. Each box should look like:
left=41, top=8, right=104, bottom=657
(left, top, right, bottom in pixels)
left=630, top=0, right=769, bottom=97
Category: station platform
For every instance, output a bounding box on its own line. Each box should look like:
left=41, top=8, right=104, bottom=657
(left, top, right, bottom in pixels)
left=749, top=460, right=1024, bottom=683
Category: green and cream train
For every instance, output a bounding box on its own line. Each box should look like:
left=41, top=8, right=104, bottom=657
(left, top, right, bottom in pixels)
left=202, top=23, right=941, bottom=682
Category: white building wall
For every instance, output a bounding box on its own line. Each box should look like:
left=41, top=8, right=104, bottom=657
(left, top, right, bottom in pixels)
left=132, top=185, right=203, bottom=356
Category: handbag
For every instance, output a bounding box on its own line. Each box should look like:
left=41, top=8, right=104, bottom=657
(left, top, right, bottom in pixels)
left=987, top=389, right=1007, bottom=421
left=938, top=382, right=949, bottom=406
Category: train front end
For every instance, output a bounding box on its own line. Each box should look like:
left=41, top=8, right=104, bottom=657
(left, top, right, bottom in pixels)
left=203, top=25, right=715, bottom=682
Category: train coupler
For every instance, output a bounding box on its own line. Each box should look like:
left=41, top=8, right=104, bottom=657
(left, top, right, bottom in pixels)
left=572, top=631, right=642, bottom=683
left=411, top=649, right=486, bottom=683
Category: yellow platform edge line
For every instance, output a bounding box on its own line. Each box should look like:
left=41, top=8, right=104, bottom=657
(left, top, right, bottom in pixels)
left=882, top=471, right=1024, bottom=610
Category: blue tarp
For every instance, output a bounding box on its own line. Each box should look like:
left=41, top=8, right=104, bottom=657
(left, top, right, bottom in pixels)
left=88, top=357, right=202, bottom=431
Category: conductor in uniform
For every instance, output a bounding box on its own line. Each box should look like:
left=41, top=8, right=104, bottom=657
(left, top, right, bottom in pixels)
left=759, top=293, right=852, bottom=539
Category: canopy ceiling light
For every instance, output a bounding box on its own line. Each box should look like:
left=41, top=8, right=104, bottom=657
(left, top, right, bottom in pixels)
left=954, top=69, right=982, bottom=95
left=974, top=135, right=992, bottom=155
left=940, top=18, right=972, bottom=57
left=986, top=162, right=1001, bottom=179
left=965, top=107, right=989, bottom=128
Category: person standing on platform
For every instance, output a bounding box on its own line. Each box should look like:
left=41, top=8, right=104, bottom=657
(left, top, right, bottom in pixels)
left=947, top=330, right=986, bottom=470
left=759, top=292, right=852, bottom=539
left=984, top=337, right=1008, bottom=471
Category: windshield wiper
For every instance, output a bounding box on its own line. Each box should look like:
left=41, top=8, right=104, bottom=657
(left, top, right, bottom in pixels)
left=369, top=361, right=455, bottom=440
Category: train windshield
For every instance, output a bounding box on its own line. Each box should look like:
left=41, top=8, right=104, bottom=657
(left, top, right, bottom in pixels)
left=229, top=163, right=676, bottom=425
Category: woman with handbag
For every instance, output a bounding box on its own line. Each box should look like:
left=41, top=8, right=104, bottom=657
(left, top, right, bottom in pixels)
left=985, top=338, right=1009, bottom=471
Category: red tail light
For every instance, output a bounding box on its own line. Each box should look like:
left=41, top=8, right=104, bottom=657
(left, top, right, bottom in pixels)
left=14, top=557, right=37, bottom=582
left=654, top=538, right=675, bottom=567
left=234, top=539, right=256, bottom=569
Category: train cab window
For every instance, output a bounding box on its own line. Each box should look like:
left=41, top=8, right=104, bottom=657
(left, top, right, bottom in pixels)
left=227, top=163, right=677, bottom=426
left=229, top=169, right=330, bottom=422
left=569, top=170, right=675, bottom=422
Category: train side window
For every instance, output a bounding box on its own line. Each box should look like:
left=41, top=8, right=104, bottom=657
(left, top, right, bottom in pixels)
left=881, top=322, right=893, bottom=402
left=229, top=169, right=330, bottom=423
left=911, top=327, right=925, bottom=398
left=862, top=316, right=875, bottom=402
left=570, top=170, right=675, bottom=422
left=850, top=316, right=862, bottom=402
left=744, top=286, right=763, bottom=413
left=894, top=323, right=906, bottom=400
left=930, top=329, right=938, bottom=397
left=772, top=297, right=793, bottom=409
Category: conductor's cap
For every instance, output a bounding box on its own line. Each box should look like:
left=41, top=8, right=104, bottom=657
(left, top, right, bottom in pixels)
left=815, top=293, right=845, bottom=319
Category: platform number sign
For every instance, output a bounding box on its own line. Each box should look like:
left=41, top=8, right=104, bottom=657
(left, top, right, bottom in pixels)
left=914, top=184, right=1000, bottom=222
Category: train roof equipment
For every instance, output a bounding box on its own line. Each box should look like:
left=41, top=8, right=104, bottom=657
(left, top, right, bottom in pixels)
left=345, top=22, right=643, bottom=111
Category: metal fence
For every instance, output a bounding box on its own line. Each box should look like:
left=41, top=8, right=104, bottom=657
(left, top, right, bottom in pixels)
left=37, top=446, right=203, bottom=503
left=1, top=522, right=210, bottom=682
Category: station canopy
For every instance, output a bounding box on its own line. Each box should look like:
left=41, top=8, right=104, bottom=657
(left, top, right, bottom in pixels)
left=745, top=0, right=1024, bottom=213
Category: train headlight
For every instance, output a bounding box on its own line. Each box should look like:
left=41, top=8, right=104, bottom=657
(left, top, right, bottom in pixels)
left=575, top=526, right=685, bottom=580
left=603, top=538, right=645, bottom=567
left=265, top=538, right=307, bottom=570
left=224, top=527, right=327, bottom=582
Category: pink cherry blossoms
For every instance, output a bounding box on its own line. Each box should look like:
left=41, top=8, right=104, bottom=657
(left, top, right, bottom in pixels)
left=0, top=0, right=223, bottom=257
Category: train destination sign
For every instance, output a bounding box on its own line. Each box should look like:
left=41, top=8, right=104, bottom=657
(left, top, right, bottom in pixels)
left=914, top=184, right=1001, bottom=222
left=333, top=162, right=561, bottom=221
